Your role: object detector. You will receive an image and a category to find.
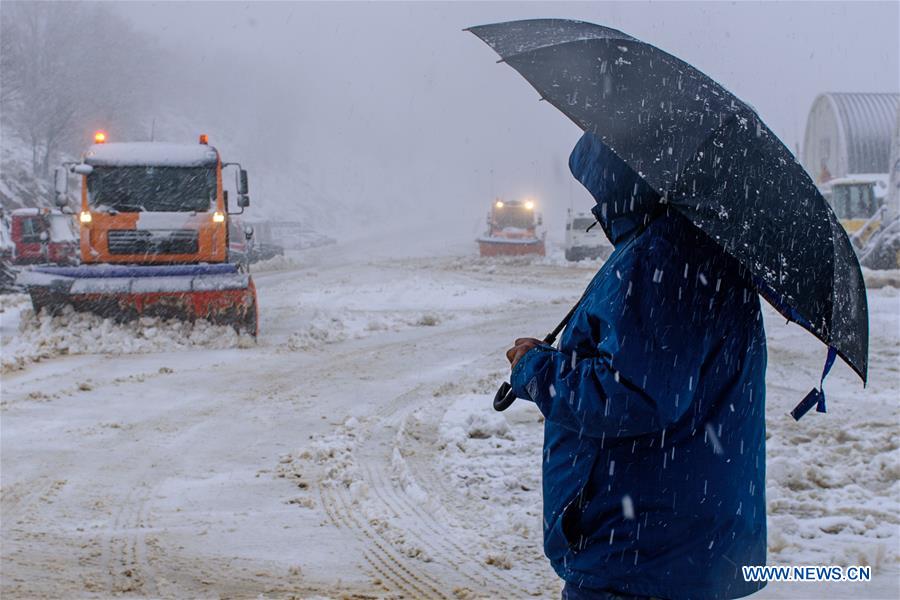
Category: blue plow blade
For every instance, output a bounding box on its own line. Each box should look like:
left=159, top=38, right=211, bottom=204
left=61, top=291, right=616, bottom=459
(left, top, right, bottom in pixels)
left=30, top=263, right=239, bottom=278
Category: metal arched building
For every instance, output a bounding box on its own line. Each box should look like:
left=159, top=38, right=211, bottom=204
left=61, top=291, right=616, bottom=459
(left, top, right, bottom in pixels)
left=801, top=92, right=900, bottom=183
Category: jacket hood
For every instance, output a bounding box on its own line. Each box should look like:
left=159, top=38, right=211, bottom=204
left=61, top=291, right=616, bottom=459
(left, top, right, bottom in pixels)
left=568, top=132, right=661, bottom=245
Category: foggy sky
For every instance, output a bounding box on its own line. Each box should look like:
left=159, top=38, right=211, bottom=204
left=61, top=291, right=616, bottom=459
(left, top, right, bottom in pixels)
left=114, top=1, right=900, bottom=241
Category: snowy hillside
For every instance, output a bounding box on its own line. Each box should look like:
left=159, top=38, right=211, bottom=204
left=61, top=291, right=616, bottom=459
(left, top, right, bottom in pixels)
left=0, top=136, right=59, bottom=212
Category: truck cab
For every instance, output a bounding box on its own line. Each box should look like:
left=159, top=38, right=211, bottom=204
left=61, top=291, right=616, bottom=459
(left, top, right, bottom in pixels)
left=10, top=208, right=78, bottom=266
left=564, top=210, right=612, bottom=261
left=65, top=134, right=249, bottom=266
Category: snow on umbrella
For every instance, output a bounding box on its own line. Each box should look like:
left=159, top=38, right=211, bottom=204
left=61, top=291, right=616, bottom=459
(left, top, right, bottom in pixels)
left=467, top=19, right=868, bottom=390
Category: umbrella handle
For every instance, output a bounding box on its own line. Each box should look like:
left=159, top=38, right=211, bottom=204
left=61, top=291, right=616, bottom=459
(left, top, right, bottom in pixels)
left=493, top=381, right=517, bottom=411
left=493, top=328, right=566, bottom=413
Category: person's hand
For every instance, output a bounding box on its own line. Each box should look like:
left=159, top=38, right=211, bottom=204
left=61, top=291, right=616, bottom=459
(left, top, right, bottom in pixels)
left=506, top=337, right=543, bottom=369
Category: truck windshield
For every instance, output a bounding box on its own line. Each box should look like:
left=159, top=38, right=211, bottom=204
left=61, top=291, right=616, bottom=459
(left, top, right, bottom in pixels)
left=87, top=166, right=216, bottom=212
left=494, top=206, right=534, bottom=229
left=830, top=184, right=877, bottom=220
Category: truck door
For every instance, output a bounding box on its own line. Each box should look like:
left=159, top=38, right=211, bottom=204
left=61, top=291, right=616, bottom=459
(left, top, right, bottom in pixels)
left=14, top=216, right=48, bottom=264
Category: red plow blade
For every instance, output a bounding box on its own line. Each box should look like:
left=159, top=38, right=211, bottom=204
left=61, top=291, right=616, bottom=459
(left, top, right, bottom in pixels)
left=477, top=237, right=546, bottom=257
left=19, top=264, right=258, bottom=336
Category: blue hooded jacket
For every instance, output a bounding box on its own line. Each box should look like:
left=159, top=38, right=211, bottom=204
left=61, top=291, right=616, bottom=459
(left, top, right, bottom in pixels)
left=510, top=133, right=768, bottom=599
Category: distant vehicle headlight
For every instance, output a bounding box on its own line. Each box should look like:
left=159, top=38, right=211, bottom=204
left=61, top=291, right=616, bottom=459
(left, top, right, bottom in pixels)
left=525, top=200, right=535, bottom=210
left=495, top=201, right=504, bottom=209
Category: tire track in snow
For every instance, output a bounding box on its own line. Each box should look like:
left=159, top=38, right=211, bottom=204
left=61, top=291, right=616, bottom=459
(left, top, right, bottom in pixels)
left=294, top=310, right=561, bottom=597
left=358, top=424, right=533, bottom=595
left=321, top=481, right=447, bottom=598
left=104, top=483, right=159, bottom=596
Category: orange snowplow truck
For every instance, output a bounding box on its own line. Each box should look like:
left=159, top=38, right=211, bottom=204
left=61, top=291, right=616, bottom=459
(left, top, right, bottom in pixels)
left=18, top=132, right=258, bottom=335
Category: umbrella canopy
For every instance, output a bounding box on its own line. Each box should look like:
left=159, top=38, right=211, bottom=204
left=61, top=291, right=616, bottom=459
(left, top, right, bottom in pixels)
left=468, top=19, right=868, bottom=383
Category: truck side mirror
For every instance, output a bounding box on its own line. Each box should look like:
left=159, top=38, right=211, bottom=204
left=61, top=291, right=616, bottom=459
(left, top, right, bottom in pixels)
left=239, top=170, right=249, bottom=195
left=233, top=169, right=249, bottom=208
left=243, top=225, right=254, bottom=241
left=40, top=231, right=49, bottom=243
left=54, top=167, right=68, bottom=207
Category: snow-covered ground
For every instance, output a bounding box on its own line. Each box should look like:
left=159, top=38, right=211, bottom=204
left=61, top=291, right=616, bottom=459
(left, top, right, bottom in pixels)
left=1, top=235, right=898, bottom=599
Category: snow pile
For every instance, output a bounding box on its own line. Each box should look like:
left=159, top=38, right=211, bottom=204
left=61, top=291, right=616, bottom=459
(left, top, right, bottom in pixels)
left=862, top=267, right=900, bottom=289
left=766, top=416, right=900, bottom=569
left=459, top=408, right=513, bottom=441
left=860, top=216, right=900, bottom=272
left=436, top=396, right=545, bottom=555
left=2, top=306, right=253, bottom=373
left=286, top=310, right=442, bottom=351
left=0, top=293, right=29, bottom=314
left=443, top=253, right=602, bottom=277
left=278, top=417, right=363, bottom=490
left=251, top=254, right=301, bottom=272
left=433, top=389, right=900, bottom=579
left=765, top=401, right=900, bottom=570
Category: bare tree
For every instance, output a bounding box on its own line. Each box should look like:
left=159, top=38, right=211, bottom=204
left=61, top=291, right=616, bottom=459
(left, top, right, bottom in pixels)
left=1, top=2, right=163, bottom=177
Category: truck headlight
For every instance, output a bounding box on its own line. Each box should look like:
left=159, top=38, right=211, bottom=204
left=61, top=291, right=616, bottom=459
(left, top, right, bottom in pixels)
left=213, top=211, right=225, bottom=223
left=79, top=211, right=92, bottom=223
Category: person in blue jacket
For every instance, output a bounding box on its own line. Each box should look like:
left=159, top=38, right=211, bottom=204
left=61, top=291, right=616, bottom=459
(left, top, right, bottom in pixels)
left=506, top=132, right=768, bottom=600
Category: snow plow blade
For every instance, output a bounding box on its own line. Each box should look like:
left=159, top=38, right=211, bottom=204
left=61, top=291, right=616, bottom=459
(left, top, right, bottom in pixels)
left=18, top=264, right=258, bottom=336
left=477, top=237, right=546, bottom=257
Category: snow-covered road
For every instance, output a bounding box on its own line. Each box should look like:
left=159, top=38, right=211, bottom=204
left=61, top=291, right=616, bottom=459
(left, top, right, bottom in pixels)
left=2, top=239, right=898, bottom=599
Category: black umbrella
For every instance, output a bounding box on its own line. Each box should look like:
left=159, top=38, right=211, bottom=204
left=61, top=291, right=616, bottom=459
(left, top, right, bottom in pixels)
left=468, top=19, right=868, bottom=390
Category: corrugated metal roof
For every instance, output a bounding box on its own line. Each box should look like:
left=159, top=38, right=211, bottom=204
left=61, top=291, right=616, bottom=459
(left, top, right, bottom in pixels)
left=826, top=92, right=899, bottom=173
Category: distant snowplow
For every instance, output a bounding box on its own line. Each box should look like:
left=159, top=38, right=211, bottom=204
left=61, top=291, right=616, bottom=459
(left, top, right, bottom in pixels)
left=477, top=198, right=545, bottom=257
left=18, top=133, right=258, bottom=335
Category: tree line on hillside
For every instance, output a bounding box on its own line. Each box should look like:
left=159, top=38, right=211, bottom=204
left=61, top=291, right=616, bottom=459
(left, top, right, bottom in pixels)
left=1, top=2, right=165, bottom=177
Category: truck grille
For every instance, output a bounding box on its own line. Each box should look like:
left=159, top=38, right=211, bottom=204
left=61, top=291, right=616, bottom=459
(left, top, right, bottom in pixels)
left=107, top=229, right=199, bottom=255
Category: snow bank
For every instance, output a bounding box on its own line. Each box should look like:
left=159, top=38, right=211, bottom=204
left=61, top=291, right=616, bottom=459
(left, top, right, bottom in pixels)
left=766, top=417, right=899, bottom=568
left=286, top=310, right=443, bottom=351
left=436, top=396, right=545, bottom=561
left=432, top=355, right=900, bottom=579
left=862, top=267, right=900, bottom=289
left=250, top=254, right=301, bottom=272
left=2, top=306, right=253, bottom=373
left=0, top=293, right=29, bottom=314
